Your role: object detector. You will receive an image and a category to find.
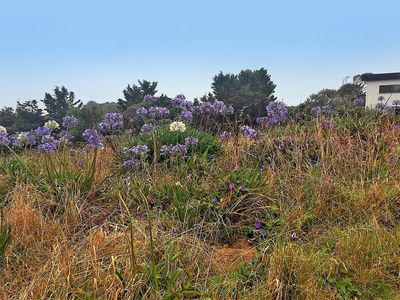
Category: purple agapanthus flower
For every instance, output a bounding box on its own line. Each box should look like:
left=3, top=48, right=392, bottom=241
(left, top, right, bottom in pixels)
left=170, top=144, right=188, bottom=156
left=178, top=110, right=193, bottom=121
left=310, top=106, right=322, bottom=116
left=143, top=94, right=154, bottom=102
left=160, top=145, right=171, bottom=155
left=124, top=144, right=149, bottom=156
left=38, top=136, right=59, bottom=153
left=352, top=98, right=365, bottom=107
left=62, top=115, right=79, bottom=129
left=172, top=94, right=187, bottom=106
left=239, top=185, right=247, bottom=192
left=240, top=125, right=259, bottom=140
left=0, top=132, right=10, bottom=146
left=34, top=126, right=51, bottom=138
left=160, top=144, right=188, bottom=156
left=258, top=101, right=288, bottom=127
left=392, top=99, right=400, bottom=106
left=184, top=136, right=198, bottom=147
left=98, top=112, right=124, bottom=131
left=83, top=129, right=104, bottom=149
left=123, top=158, right=141, bottom=171
left=375, top=102, right=394, bottom=113
left=9, top=133, right=23, bottom=148
left=59, top=130, right=74, bottom=145
left=191, top=100, right=234, bottom=115
left=148, top=107, right=170, bottom=119
left=254, top=221, right=262, bottom=230
left=25, top=130, right=37, bottom=146
left=136, top=107, right=148, bottom=116
left=140, top=123, right=156, bottom=133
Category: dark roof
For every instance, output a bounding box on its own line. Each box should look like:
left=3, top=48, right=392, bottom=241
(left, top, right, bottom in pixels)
left=361, top=72, right=400, bottom=81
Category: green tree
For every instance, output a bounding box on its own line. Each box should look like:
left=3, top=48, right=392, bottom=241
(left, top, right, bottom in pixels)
left=15, top=100, right=44, bottom=131
left=117, top=80, right=158, bottom=111
left=0, top=107, right=16, bottom=131
left=211, top=68, right=276, bottom=120
left=42, top=86, right=82, bottom=123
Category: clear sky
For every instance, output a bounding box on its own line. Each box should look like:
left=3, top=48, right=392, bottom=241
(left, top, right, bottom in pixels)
left=1, top=0, right=399, bottom=107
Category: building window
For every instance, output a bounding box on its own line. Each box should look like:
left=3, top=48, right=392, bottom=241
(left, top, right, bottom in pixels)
left=379, top=84, right=400, bottom=94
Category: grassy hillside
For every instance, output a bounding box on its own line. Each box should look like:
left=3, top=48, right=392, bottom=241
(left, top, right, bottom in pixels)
left=0, top=114, right=400, bottom=299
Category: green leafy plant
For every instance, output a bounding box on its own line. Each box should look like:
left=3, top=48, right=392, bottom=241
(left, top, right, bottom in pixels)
left=127, top=128, right=222, bottom=162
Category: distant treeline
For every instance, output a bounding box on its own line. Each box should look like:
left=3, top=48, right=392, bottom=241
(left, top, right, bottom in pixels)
left=0, top=68, right=365, bottom=133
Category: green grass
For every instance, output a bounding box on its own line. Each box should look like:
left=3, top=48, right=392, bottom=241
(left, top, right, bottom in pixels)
left=0, top=114, right=400, bottom=299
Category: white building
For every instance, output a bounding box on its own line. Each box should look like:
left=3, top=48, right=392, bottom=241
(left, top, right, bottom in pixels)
left=361, top=72, right=400, bottom=107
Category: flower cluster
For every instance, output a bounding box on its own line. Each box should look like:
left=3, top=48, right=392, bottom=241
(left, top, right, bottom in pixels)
left=160, top=144, right=188, bottom=156
left=192, top=100, right=234, bottom=115
left=178, top=110, right=193, bottom=121
left=240, top=125, right=259, bottom=140
left=0, top=131, right=10, bottom=146
left=170, top=121, right=186, bottom=132
left=98, top=112, right=124, bottom=131
left=392, top=99, right=400, bottom=106
left=257, top=101, right=288, bottom=127
left=136, top=107, right=148, bottom=116
left=310, top=105, right=335, bottom=117
left=160, top=136, right=198, bottom=157
left=352, top=98, right=365, bottom=107
left=184, top=136, right=198, bottom=147
left=123, top=158, right=141, bottom=171
left=148, top=107, right=170, bottom=119
left=45, top=120, right=60, bottom=130
left=83, top=129, right=104, bottom=149
left=375, top=103, right=394, bottom=114
left=35, top=126, right=51, bottom=138
left=143, top=94, right=154, bottom=102
left=37, top=136, right=59, bottom=153
left=172, top=94, right=193, bottom=109
left=124, top=144, right=150, bottom=156
left=140, top=123, right=156, bottom=133
left=62, top=115, right=79, bottom=129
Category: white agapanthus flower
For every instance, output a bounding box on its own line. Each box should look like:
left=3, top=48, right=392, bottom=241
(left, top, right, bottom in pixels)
left=17, top=132, right=27, bottom=142
left=45, top=120, right=60, bottom=130
left=0, top=125, right=6, bottom=134
left=169, top=121, right=186, bottom=132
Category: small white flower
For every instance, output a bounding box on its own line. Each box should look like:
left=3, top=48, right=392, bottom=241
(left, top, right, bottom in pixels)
left=169, top=121, right=186, bottom=132
left=0, top=126, right=6, bottom=134
left=17, top=132, right=27, bottom=142
left=175, top=181, right=182, bottom=187
left=45, top=120, right=60, bottom=130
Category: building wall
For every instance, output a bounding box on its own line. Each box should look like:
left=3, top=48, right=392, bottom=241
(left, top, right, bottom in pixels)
left=365, top=79, right=400, bottom=107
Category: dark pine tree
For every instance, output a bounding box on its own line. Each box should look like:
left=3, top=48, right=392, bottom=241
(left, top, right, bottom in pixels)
left=42, top=86, right=82, bottom=123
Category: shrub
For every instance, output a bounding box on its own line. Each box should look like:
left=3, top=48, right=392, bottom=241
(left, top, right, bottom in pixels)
left=127, top=127, right=222, bottom=162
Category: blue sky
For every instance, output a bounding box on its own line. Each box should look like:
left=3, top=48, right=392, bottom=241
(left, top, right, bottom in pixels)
left=1, top=0, right=399, bottom=107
